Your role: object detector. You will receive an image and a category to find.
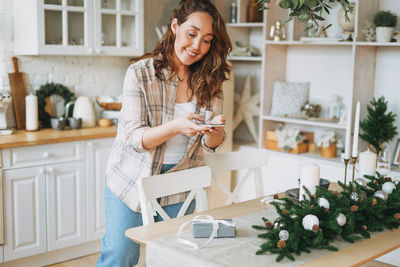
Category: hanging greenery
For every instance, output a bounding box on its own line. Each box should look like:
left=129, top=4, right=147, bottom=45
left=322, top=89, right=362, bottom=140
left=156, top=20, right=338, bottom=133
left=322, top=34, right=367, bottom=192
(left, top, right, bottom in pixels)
left=36, top=82, right=75, bottom=128
left=359, top=96, right=398, bottom=154
left=257, top=0, right=354, bottom=31
left=253, top=174, right=400, bottom=262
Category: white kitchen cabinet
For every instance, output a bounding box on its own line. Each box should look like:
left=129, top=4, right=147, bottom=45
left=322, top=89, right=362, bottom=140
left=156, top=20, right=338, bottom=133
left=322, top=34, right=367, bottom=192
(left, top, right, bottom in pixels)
left=86, top=138, right=114, bottom=241
left=0, top=246, right=3, bottom=263
left=3, top=166, right=47, bottom=261
left=13, top=0, right=144, bottom=56
left=46, top=161, right=86, bottom=251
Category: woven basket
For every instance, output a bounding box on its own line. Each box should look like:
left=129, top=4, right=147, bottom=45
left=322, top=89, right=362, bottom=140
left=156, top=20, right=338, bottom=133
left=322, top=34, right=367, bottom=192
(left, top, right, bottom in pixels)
left=96, top=96, right=122, bottom=111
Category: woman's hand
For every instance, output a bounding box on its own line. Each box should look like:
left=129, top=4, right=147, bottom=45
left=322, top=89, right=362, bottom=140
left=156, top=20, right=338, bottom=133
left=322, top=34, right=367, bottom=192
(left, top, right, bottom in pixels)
left=174, top=113, right=210, bottom=137
left=199, top=115, right=226, bottom=136
left=201, top=115, right=225, bottom=149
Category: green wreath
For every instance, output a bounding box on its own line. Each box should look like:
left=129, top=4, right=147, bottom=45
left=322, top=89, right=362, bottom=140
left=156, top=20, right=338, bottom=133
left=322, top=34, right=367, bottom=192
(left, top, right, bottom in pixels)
left=36, top=82, right=75, bottom=128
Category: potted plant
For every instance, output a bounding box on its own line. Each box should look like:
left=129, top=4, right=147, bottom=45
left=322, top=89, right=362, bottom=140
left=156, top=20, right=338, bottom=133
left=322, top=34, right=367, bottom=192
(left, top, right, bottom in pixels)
left=373, top=10, right=397, bottom=42
left=360, top=96, right=398, bottom=154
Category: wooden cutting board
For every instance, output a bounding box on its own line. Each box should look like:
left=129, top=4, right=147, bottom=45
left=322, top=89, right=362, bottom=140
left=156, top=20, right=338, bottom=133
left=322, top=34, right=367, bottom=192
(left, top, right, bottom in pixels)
left=8, top=57, right=28, bottom=129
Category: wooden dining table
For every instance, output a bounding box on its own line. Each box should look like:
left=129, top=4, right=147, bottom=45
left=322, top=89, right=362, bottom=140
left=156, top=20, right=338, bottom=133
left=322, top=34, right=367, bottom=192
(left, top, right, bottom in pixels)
left=125, top=185, right=400, bottom=267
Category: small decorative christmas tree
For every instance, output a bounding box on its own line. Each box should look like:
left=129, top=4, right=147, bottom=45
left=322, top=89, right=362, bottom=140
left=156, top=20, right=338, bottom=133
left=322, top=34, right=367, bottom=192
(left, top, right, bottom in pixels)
left=360, top=96, right=398, bottom=154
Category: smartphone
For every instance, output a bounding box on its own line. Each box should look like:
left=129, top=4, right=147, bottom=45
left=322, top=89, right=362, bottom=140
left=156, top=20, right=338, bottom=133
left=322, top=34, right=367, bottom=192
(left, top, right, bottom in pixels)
left=197, top=123, right=226, bottom=127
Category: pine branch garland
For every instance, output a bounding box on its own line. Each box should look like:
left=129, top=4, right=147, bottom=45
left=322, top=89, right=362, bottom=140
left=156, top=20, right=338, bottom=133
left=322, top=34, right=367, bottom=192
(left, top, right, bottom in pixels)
left=253, top=173, right=400, bottom=262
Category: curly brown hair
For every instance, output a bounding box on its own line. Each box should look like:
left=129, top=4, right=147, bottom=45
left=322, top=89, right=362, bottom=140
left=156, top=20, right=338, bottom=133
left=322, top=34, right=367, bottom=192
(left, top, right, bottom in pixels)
left=143, top=0, right=232, bottom=107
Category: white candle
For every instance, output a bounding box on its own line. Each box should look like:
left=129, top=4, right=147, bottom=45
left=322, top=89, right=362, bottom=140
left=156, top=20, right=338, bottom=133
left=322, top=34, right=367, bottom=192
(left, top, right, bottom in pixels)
left=25, top=94, right=38, bottom=131
left=358, top=150, right=377, bottom=177
left=344, top=107, right=352, bottom=159
left=299, top=163, right=320, bottom=201
left=352, top=102, right=360, bottom=158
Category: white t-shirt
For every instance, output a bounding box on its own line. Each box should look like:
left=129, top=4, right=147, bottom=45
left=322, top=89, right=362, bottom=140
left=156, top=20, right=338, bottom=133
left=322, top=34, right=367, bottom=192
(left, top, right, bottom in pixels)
left=163, top=101, right=197, bottom=164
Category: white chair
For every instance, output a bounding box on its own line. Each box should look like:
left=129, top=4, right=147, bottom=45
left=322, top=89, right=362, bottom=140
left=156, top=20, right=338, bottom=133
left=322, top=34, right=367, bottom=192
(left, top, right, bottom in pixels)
left=138, top=166, right=212, bottom=225
left=204, top=149, right=269, bottom=205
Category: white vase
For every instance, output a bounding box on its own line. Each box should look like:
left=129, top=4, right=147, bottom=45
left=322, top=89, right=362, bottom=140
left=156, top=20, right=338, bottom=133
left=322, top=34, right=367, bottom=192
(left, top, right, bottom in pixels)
left=376, top=27, right=394, bottom=42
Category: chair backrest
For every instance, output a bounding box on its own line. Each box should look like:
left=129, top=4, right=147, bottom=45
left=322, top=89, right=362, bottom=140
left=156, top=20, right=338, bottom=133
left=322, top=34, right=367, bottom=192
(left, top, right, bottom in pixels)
left=204, top=149, right=269, bottom=172
left=138, top=166, right=211, bottom=225
left=204, top=149, right=269, bottom=205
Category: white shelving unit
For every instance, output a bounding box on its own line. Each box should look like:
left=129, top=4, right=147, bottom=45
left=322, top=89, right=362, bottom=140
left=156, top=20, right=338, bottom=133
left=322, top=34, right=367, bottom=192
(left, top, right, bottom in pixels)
left=215, top=0, right=400, bottom=161
left=257, top=0, right=400, bottom=160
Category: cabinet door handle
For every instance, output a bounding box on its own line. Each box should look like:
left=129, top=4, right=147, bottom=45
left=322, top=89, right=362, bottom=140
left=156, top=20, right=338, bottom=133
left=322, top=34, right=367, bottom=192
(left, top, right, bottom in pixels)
left=39, top=167, right=45, bottom=174
left=88, top=48, right=93, bottom=54
left=95, top=48, right=101, bottom=54
left=47, top=167, right=54, bottom=173
left=43, top=151, right=51, bottom=158
left=88, top=142, right=93, bottom=147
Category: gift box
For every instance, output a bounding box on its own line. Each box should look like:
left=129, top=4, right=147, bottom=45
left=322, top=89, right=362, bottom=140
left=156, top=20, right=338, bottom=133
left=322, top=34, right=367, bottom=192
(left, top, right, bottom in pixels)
left=191, top=219, right=236, bottom=238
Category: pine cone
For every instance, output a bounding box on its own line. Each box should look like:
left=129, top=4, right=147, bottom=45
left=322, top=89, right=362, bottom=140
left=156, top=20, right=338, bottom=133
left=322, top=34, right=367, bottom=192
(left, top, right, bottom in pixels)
left=312, top=194, right=316, bottom=199
left=394, top=213, right=400, bottom=219
left=351, top=205, right=358, bottom=212
left=277, top=240, right=286, bottom=248
left=333, top=191, right=339, bottom=197
left=265, top=221, right=272, bottom=228
left=371, top=198, right=377, bottom=206
left=282, top=209, right=288, bottom=215
left=385, top=177, right=391, bottom=182
left=312, top=224, right=320, bottom=233
left=310, top=205, right=314, bottom=210
left=274, top=194, right=279, bottom=199
left=362, top=225, right=367, bottom=230
left=324, top=208, right=329, bottom=213
left=373, top=179, right=378, bottom=184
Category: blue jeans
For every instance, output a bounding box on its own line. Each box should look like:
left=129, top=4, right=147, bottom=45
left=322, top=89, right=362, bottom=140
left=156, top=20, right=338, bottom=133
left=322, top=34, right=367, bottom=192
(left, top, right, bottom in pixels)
left=97, top=164, right=195, bottom=267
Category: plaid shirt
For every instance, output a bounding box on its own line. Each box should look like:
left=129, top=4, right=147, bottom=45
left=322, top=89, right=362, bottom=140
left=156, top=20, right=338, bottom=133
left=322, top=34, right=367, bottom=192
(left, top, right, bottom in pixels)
left=106, top=57, right=224, bottom=212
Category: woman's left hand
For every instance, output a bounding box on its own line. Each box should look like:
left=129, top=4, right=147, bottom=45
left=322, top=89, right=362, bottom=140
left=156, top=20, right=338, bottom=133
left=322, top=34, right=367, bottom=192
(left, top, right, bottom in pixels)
left=199, top=115, right=226, bottom=136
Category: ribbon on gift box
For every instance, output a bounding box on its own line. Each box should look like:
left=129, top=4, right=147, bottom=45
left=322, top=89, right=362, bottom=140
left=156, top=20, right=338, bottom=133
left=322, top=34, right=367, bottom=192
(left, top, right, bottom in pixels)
left=177, top=215, right=236, bottom=249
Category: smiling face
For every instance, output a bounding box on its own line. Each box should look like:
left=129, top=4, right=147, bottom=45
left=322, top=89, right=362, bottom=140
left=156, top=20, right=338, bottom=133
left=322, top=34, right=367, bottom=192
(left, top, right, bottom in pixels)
left=171, top=11, right=214, bottom=68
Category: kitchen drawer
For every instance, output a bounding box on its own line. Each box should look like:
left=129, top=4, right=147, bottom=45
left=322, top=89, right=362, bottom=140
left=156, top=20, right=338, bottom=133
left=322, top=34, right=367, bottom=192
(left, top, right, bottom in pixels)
left=1, top=142, right=85, bottom=169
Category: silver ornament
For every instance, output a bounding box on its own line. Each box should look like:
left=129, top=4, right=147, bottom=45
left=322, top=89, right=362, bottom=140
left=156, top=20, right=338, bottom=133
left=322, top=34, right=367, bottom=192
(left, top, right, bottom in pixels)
left=318, top=197, right=330, bottom=210
left=302, top=214, right=319, bottom=231
left=393, top=177, right=400, bottom=187
left=279, top=230, right=290, bottom=241
left=374, top=190, right=388, bottom=200
left=273, top=222, right=279, bottom=229
left=279, top=222, right=285, bottom=228
left=355, top=178, right=367, bottom=187
left=336, top=213, right=347, bottom=226
left=350, top=192, right=359, bottom=201
left=382, top=182, right=396, bottom=194
left=290, top=214, right=298, bottom=219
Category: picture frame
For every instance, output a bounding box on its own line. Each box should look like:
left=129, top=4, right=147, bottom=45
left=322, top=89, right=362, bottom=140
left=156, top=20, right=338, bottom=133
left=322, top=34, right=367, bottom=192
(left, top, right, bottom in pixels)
left=393, top=139, right=400, bottom=166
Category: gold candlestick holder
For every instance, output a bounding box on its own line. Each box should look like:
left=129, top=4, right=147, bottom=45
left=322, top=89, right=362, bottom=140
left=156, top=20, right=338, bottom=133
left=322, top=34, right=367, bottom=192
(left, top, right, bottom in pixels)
left=351, top=156, right=358, bottom=183
left=343, top=158, right=350, bottom=184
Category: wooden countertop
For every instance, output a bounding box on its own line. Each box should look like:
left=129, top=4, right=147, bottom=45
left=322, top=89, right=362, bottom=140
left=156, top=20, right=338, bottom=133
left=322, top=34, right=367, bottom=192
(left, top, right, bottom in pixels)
left=0, top=126, right=117, bottom=149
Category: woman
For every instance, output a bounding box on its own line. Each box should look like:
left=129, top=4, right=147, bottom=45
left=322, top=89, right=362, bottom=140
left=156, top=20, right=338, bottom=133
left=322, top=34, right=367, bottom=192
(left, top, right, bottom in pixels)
left=97, top=0, right=231, bottom=266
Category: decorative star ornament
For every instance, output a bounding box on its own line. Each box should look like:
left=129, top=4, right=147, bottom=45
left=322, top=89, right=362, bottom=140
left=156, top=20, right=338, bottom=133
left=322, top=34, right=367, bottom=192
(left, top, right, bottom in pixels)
left=233, top=75, right=260, bottom=141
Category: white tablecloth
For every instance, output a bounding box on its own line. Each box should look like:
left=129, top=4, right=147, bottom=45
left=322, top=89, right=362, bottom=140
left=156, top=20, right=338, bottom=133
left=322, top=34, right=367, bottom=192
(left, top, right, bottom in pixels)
left=146, top=209, right=359, bottom=267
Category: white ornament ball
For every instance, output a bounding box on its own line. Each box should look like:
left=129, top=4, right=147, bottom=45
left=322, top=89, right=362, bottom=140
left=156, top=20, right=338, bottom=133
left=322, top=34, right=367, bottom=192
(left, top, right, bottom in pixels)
left=350, top=192, right=359, bottom=202
left=318, top=197, right=330, bottom=210
left=382, top=182, right=396, bottom=194
left=355, top=178, right=367, bottom=187
left=374, top=190, right=388, bottom=200
left=302, top=214, right=319, bottom=231
left=279, top=230, right=290, bottom=241
left=393, top=177, right=400, bottom=187
left=336, top=213, right=347, bottom=226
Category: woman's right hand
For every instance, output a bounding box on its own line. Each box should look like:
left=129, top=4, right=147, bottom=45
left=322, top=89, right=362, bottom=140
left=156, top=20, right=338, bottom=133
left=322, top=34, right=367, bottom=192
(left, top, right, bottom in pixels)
left=173, top=113, right=210, bottom=137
